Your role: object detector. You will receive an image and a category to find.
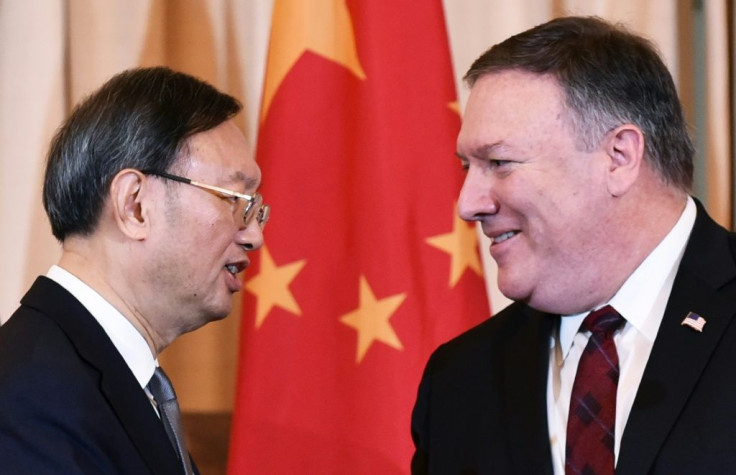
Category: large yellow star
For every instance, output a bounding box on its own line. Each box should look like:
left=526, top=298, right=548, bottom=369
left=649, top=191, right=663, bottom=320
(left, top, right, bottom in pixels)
left=244, top=245, right=306, bottom=328
left=426, top=210, right=484, bottom=287
left=340, top=276, right=406, bottom=363
left=260, top=0, right=366, bottom=121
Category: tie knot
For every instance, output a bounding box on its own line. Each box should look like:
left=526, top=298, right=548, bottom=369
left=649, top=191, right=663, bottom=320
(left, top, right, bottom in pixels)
left=581, top=305, right=624, bottom=336
left=147, top=367, right=177, bottom=404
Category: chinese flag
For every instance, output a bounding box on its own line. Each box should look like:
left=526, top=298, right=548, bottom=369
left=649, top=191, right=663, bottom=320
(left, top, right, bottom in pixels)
left=228, top=1, right=489, bottom=472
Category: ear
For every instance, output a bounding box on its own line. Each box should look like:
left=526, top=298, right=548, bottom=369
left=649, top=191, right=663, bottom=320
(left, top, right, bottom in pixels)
left=109, top=169, right=149, bottom=240
left=604, top=124, right=645, bottom=197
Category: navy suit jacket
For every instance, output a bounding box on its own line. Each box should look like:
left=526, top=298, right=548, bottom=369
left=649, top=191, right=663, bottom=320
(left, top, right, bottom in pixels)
left=0, top=277, right=190, bottom=474
left=412, top=202, right=736, bottom=474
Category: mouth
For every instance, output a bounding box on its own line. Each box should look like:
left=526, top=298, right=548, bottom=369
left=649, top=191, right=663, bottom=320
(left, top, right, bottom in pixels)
left=491, top=230, right=519, bottom=245
left=223, top=260, right=248, bottom=293
left=225, top=261, right=248, bottom=276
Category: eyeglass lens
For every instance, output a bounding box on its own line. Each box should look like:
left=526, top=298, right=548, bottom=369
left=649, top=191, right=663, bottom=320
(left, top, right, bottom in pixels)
left=240, top=193, right=269, bottom=229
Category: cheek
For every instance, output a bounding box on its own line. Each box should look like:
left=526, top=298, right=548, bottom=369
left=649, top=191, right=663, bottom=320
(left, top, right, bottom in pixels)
left=200, top=218, right=238, bottom=258
left=191, top=211, right=232, bottom=242
left=523, top=170, right=594, bottom=226
left=531, top=200, right=604, bottom=276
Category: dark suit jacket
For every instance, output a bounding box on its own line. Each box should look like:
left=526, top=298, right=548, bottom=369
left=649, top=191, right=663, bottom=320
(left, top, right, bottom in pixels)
left=412, top=202, right=736, bottom=474
left=0, top=277, right=190, bottom=474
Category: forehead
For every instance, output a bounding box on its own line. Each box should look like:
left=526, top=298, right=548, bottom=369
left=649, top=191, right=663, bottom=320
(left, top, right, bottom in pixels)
left=457, top=70, right=571, bottom=156
left=178, top=120, right=261, bottom=189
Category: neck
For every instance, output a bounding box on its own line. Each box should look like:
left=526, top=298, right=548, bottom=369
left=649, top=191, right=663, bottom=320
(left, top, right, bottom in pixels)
left=58, top=239, right=168, bottom=357
left=591, top=185, right=688, bottom=308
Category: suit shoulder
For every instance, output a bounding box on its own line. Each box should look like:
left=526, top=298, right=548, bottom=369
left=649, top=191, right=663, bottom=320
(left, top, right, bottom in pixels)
left=427, top=302, right=547, bottom=372
left=0, top=306, right=98, bottom=395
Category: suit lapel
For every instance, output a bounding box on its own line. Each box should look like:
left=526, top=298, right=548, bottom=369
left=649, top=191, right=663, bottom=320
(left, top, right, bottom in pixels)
left=503, top=306, right=556, bottom=474
left=21, top=277, right=182, bottom=474
left=98, top=361, right=184, bottom=474
left=617, top=203, right=736, bottom=473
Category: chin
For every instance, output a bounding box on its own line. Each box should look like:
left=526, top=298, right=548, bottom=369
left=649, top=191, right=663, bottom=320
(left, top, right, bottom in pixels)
left=183, top=311, right=229, bottom=335
left=496, top=274, right=531, bottom=303
left=197, top=302, right=233, bottom=326
left=210, top=290, right=236, bottom=316
left=211, top=310, right=231, bottom=322
left=210, top=303, right=233, bottom=321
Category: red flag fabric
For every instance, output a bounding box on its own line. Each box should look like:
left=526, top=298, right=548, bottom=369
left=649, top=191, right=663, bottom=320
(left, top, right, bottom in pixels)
left=228, top=1, right=489, bottom=472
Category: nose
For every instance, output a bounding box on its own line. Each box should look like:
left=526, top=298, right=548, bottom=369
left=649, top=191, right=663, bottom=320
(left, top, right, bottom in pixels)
left=457, top=166, right=498, bottom=222
left=236, top=221, right=264, bottom=251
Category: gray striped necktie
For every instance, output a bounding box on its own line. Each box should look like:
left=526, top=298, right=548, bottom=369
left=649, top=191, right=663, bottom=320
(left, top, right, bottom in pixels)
left=147, top=367, right=194, bottom=475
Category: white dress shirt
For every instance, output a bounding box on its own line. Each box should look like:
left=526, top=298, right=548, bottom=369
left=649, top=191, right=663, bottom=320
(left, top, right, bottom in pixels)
left=46, top=265, right=157, bottom=396
left=547, top=197, right=696, bottom=474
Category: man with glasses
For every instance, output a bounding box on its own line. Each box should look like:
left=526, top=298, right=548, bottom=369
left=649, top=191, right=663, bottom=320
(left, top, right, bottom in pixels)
left=0, top=67, right=267, bottom=473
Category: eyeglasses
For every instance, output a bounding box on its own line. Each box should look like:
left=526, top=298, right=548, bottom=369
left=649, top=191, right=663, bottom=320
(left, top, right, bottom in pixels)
left=141, top=170, right=270, bottom=229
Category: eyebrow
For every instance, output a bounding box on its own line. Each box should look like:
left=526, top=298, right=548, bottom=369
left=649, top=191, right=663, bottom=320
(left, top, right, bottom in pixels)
left=228, top=170, right=261, bottom=190
left=457, top=141, right=510, bottom=161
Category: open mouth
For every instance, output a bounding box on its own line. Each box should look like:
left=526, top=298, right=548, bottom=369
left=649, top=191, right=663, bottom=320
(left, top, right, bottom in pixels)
left=225, top=262, right=247, bottom=275
left=492, top=231, right=518, bottom=244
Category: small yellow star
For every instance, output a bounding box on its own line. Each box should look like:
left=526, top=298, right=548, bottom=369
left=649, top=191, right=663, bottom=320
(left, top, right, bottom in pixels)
left=340, top=276, right=406, bottom=363
left=244, top=245, right=306, bottom=328
left=426, top=210, right=484, bottom=287
left=261, top=0, right=366, bottom=121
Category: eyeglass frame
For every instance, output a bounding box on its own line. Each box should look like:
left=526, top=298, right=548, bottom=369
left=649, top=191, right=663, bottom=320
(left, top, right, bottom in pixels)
left=140, top=169, right=270, bottom=229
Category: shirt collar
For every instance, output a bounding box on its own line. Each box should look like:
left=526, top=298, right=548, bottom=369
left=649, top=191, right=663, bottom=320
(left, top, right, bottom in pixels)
left=557, top=197, right=696, bottom=357
left=46, top=265, right=157, bottom=389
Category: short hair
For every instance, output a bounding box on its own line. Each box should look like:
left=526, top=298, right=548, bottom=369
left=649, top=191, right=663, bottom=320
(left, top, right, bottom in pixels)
left=464, top=16, right=694, bottom=191
left=43, top=66, right=241, bottom=241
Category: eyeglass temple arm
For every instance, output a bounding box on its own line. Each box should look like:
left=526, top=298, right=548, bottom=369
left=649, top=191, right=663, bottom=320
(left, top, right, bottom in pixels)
left=141, top=170, right=192, bottom=185
left=142, top=170, right=254, bottom=200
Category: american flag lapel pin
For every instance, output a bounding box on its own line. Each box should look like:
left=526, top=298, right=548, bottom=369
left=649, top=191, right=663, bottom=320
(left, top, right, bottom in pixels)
left=681, top=312, right=706, bottom=332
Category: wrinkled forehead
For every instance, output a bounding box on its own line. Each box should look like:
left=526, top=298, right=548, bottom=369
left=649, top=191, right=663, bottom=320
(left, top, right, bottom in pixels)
left=458, top=71, right=572, bottom=154
left=464, top=70, right=567, bottom=120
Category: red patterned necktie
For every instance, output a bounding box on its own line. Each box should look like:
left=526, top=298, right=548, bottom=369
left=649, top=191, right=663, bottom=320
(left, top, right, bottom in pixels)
left=565, top=305, right=624, bottom=475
